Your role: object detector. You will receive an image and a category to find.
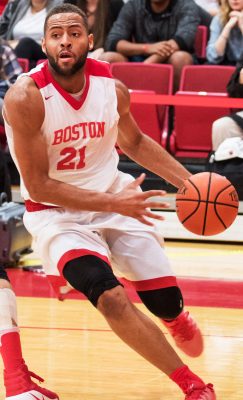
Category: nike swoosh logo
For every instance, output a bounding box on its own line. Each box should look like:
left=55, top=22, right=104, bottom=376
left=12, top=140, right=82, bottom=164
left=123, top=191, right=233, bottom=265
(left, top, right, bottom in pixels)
left=44, top=95, right=53, bottom=100
left=30, top=394, right=45, bottom=400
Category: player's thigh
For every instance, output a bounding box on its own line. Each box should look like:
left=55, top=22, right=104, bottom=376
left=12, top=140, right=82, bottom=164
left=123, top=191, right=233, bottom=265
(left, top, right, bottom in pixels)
left=106, top=229, right=175, bottom=283
left=24, top=210, right=110, bottom=276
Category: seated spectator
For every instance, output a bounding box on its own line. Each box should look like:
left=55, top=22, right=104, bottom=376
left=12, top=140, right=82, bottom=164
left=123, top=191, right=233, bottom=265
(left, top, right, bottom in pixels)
left=206, top=0, right=243, bottom=65
left=212, top=59, right=243, bottom=150
left=64, top=0, right=124, bottom=59
left=101, top=0, right=200, bottom=91
left=0, top=0, right=62, bottom=67
left=0, top=38, right=22, bottom=125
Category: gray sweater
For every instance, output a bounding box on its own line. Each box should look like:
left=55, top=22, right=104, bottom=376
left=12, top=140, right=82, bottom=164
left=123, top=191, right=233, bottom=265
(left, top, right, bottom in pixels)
left=0, top=0, right=63, bottom=40
left=105, top=0, right=200, bottom=53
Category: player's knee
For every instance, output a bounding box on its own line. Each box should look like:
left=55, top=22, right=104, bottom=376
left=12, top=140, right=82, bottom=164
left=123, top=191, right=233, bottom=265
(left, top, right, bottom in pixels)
left=137, top=286, right=183, bottom=319
left=62, top=255, right=121, bottom=307
left=97, top=285, right=129, bottom=320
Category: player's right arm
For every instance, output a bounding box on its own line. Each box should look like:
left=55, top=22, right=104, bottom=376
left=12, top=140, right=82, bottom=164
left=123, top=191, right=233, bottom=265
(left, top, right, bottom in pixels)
left=3, top=78, right=167, bottom=225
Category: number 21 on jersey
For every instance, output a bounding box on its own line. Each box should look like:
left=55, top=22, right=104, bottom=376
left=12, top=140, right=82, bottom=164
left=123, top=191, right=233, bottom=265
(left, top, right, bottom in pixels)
left=57, top=146, right=86, bottom=170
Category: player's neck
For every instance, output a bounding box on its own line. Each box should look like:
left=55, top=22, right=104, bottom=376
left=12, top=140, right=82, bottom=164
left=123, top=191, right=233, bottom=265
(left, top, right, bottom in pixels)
left=49, top=67, right=86, bottom=94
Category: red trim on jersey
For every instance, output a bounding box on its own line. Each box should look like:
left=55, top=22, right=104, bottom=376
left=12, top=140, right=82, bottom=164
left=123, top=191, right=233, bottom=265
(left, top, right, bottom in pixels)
left=85, top=58, right=112, bottom=78
left=29, top=58, right=112, bottom=110
left=25, top=200, right=60, bottom=212
left=44, top=63, right=90, bottom=110
left=125, top=276, right=178, bottom=291
left=29, top=60, right=49, bottom=89
left=57, top=249, right=111, bottom=275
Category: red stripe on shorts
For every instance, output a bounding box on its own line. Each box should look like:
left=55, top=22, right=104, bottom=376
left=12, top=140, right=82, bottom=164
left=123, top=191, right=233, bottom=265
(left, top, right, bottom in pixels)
left=125, top=276, right=178, bottom=291
left=57, top=249, right=111, bottom=275
left=25, top=200, right=60, bottom=212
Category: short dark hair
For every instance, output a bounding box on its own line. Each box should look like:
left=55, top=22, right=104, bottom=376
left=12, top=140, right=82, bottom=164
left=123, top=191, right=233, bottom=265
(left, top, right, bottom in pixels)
left=44, top=4, right=89, bottom=34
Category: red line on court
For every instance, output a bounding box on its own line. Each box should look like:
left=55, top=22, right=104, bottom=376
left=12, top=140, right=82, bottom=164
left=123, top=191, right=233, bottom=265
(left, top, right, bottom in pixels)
left=7, top=269, right=243, bottom=309
left=20, top=326, right=112, bottom=332
left=18, top=325, right=243, bottom=340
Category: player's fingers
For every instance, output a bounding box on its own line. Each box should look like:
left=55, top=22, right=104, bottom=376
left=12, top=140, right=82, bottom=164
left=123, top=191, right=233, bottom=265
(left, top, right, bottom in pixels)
left=140, top=189, right=167, bottom=199
left=143, top=210, right=165, bottom=220
left=144, top=201, right=170, bottom=209
left=137, top=216, right=154, bottom=226
left=127, top=173, right=146, bottom=189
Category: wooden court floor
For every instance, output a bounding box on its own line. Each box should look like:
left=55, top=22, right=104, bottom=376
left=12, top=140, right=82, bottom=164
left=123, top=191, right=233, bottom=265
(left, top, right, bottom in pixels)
left=0, top=240, right=243, bottom=399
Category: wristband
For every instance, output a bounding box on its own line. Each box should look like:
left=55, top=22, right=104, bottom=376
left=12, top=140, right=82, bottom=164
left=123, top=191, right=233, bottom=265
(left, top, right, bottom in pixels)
left=142, top=44, right=148, bottom=53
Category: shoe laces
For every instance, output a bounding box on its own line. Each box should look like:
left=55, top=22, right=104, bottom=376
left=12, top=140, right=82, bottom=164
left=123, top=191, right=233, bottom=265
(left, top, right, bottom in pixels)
left=185, top=383, right=214, bottom=399
left=169, top=312, right=196, bottom=342
left=4, top=364, right=45, bottom=394
left=29, top=370, right=45, bottom=384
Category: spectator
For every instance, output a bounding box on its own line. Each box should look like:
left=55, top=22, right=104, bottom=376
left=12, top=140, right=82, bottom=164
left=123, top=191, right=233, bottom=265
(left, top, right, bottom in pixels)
left=212, top=59, right=243, bottom=150
left=0, top=38, right=22, bottom=125
left=64, top=0, right=124, bottom=59
left=206, top=0, right=243, bottom=65
left=101, top=0, right=200, bottom=91
left=0, top=0, right=62, bottom=66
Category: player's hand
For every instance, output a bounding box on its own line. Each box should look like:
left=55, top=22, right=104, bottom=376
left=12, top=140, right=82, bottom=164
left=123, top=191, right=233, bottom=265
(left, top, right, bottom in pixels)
left=111, top=173, right=170, bottom=226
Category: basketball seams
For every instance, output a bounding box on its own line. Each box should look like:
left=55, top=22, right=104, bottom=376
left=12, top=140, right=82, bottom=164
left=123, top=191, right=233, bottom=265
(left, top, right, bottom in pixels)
left=177, top=178, right=202, bottom=225
left=214, top=183, right=238, bottom=203
left=176, top=199, right=238, bottom=209
left=213, top=203, right=227, bottom=229
left=187, top=178, right=201, bottom=200
left=213, top=183, right=238, bottom=230
left=202, top=172, right=211, bottom=235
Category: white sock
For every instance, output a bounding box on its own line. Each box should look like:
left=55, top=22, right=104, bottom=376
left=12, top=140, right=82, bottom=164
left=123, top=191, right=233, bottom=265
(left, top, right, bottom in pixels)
left=0, top=288, right=18, bottom=331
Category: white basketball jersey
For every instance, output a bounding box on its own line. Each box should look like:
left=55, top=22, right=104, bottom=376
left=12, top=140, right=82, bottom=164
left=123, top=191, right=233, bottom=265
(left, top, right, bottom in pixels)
left=5, top=58, right=120, bottom=202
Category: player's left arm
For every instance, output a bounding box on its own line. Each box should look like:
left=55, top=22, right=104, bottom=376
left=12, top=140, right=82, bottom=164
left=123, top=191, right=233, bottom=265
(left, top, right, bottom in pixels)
left=116, top=80, right=191, bottom=188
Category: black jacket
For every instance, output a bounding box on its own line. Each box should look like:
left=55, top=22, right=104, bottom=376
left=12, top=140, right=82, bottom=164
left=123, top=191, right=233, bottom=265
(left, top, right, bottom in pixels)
left=227, top=61, right=243, bottom=127
left=227, top=61, right=243, bottom=98
left=105, top=0, right=200, bottom=53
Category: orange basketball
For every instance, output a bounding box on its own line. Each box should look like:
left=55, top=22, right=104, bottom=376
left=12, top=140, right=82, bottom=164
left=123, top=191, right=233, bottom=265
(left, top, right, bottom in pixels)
left=176, top=172, right=239, bottom=236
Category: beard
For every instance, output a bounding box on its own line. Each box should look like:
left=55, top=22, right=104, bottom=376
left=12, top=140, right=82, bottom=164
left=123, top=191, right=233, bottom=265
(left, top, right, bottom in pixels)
left=45, top=46, right=89, bottom=77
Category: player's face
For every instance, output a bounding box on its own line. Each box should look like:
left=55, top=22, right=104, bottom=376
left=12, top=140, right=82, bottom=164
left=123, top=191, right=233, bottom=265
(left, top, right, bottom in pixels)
left=42, top=13, right=93, bottom=76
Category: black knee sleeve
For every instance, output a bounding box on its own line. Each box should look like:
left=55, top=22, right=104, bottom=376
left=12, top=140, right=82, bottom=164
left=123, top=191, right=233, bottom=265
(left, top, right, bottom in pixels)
left=137, top=286, right=183, bottom=319
left=63, top=255, right=122, bottom=307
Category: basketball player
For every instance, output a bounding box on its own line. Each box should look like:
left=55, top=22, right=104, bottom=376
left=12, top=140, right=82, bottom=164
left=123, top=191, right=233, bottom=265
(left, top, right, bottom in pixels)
left=2, top=4, right=216, bottom=399
left=0, top=265, right=59, bottom=399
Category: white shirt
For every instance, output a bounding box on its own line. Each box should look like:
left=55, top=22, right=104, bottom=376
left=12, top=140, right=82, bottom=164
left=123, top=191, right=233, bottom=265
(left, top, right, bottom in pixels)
left=12, top=7, right=47, bottom=42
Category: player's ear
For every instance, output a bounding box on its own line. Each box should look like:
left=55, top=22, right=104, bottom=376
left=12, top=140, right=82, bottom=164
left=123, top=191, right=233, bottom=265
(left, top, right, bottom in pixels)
left=42, top=37, right=47, bottom=55
left=88, top=34, right=94, bottom=51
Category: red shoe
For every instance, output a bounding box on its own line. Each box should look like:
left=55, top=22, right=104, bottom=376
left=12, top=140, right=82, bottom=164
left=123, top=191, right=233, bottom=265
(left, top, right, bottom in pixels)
left=4, top=363, right=59, bottom=399
left=185, top=383, right=216, bottom=399
left=162, top=311, right=203, bottom=357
